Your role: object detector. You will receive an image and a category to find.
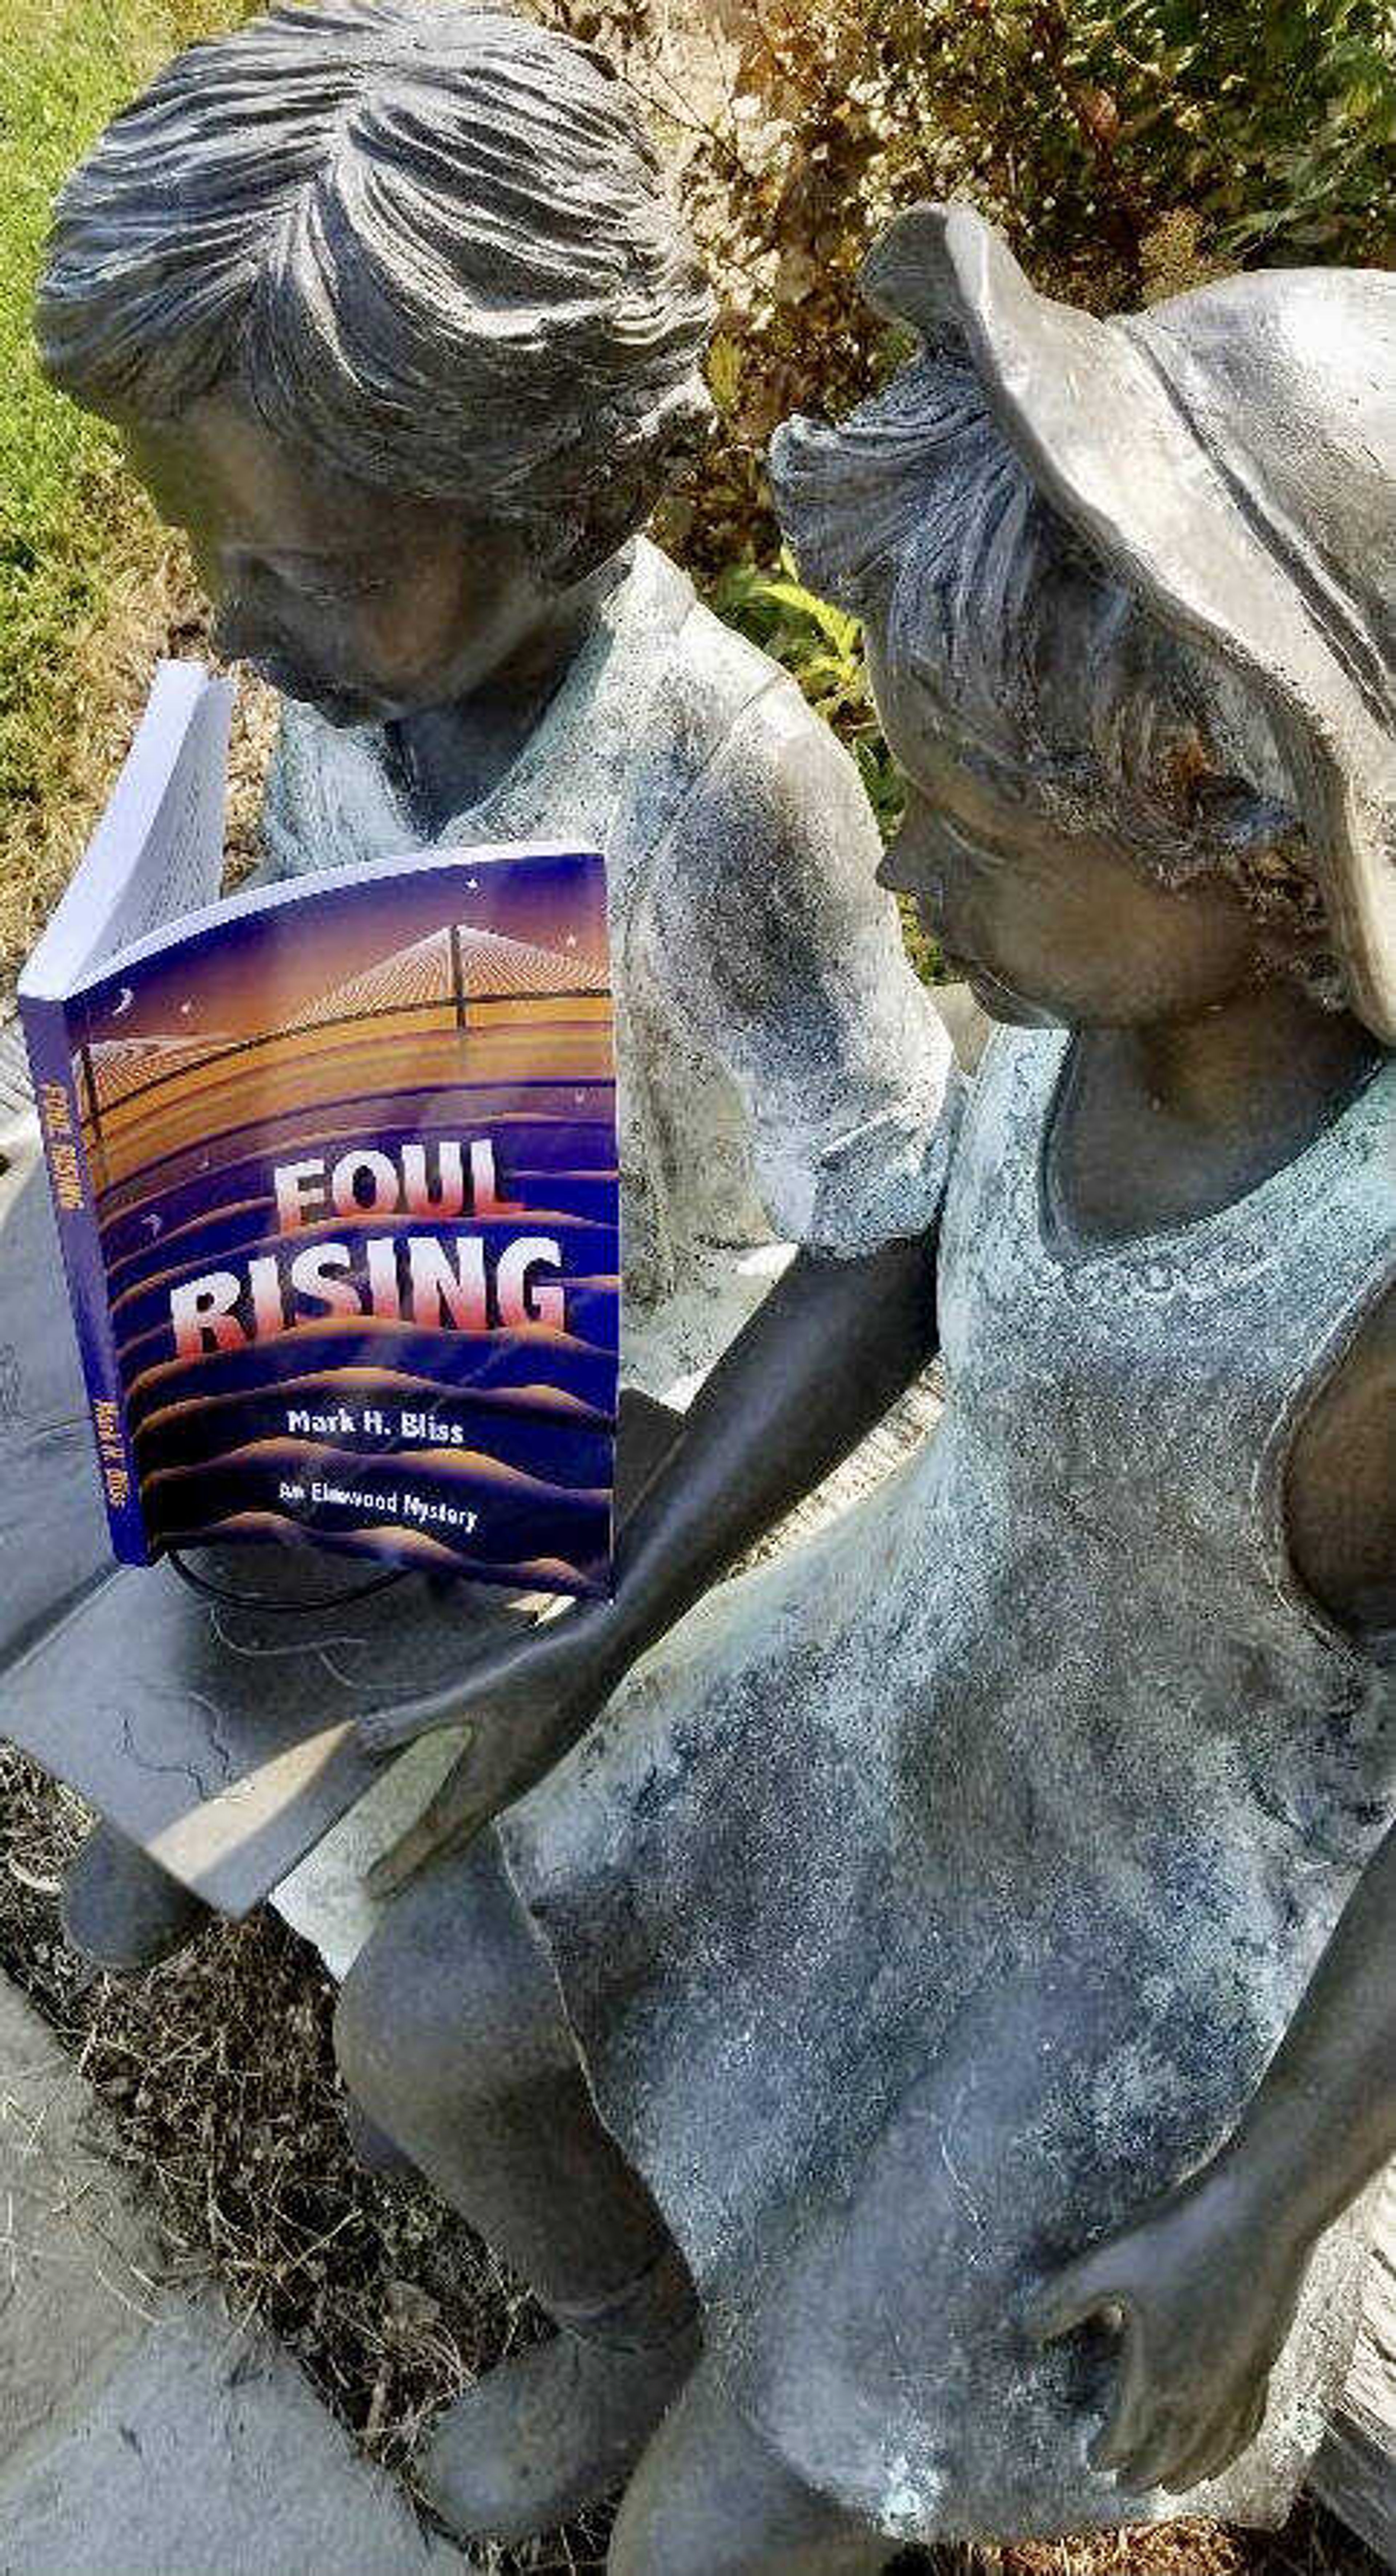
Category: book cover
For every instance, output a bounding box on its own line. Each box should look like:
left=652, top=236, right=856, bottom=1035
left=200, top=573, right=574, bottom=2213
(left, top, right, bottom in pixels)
left=20, top=677, right=619, bottom=1600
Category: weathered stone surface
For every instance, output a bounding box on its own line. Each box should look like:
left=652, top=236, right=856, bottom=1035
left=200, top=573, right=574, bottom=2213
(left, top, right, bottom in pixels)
left=0, top=2316, right=465, bottom=2576
left=1313, top=2171, right=1396, bottom=2567
left=496, top=1032, right=1392, bottom=2546
left=0, top=1019, right=36, bottom=1186
left=0, top=1973, right=465, bottom=2573
left=0, top=1973, right=155, bottom=2480
left=274, top=1366, right=947, bottom=1977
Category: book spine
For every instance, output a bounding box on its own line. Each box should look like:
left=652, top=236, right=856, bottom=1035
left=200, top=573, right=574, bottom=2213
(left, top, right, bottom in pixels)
left=18, top=995, right=150, bottom=1565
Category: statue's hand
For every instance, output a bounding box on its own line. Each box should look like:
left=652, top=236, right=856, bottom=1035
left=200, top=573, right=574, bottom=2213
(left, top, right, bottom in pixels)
left=1025, top=2155, right=1308, bottom=2495
left=356, top=1608, right=623, bottom=1898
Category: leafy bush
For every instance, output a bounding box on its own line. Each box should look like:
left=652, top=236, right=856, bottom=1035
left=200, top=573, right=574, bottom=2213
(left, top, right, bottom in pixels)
left=567, top=0, right=1396, bottom=575
left=547, top=0, right=1394, bottom=877
left=710, top=555, right=900, bottom=829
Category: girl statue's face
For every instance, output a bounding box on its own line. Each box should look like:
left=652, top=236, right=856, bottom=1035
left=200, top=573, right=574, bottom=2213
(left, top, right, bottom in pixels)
left=869, top=631, right=1262, bottom=1030
left=123, top=392, right=564, bottom=727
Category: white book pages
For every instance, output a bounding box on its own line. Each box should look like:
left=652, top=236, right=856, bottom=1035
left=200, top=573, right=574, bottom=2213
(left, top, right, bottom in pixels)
left=19, top=661, right=233, bottom=1002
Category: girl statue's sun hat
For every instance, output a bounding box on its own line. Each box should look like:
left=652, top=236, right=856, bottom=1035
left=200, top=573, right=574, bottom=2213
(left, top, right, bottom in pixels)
left=863, top=204, right=1396, bottom=1043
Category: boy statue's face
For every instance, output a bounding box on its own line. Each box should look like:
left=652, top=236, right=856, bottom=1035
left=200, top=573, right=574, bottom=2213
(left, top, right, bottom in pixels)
left=868, top=628, right=1263, bottom=1032
left=123, top=391, right=562, bottom=728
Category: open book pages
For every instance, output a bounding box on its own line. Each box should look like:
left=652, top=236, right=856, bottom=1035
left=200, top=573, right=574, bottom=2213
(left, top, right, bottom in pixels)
left=21, top=662, right=234, bottom=1001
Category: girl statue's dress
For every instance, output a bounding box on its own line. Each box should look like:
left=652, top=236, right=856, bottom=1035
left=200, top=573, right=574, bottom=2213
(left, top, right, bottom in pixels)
left=492, top=1026, right=1392, bottom=2543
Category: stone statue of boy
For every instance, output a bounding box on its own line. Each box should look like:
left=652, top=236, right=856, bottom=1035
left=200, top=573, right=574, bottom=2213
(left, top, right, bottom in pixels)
left=32, top=0, right=957, bottom=1968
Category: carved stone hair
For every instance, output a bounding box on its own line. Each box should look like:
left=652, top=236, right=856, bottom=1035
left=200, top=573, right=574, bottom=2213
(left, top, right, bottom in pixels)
left=771, top=351, right=1335, bottom=990
left=38, top=0, right=715, bottom=584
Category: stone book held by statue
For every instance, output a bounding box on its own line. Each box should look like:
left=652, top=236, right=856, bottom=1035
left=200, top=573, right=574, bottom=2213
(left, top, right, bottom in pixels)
left=19, top=660, right=619, bottom=1596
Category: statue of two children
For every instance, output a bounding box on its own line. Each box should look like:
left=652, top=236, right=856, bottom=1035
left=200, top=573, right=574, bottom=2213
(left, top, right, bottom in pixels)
left=22, top=5, right=1394, bottom=2566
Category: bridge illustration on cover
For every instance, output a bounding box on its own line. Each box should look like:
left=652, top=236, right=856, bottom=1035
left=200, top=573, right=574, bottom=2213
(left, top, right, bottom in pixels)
left=76, top=914, right=610, bottom=1135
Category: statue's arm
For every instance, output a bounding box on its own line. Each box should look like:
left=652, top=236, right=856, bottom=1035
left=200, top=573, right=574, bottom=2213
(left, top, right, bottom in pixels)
left=356, top=1229, right=939, bottom=1881
left=1228, top=1273, right=1396, bottom=2222
left=1215, top=1277, right=1396, bottom=2238
left=1029, top=1287, right=1396, bottom=2494
left=1219, top=1813, right=1396, bottom=2240
left=601, top=1229, right=938, bottom=1655
left=1028, top=1816, right=1395, bottom=2496
left=358, top=680, right=962, bottom=1795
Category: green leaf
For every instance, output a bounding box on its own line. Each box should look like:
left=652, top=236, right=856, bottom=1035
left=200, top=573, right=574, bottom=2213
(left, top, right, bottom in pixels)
left=707, top=333, right=743, bottom=417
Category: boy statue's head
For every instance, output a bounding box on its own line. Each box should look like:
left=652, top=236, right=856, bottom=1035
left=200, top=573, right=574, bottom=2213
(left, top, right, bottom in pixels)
left=772, top=207, right=1396, bottom=1045
left=38, top=0, right=714, bottom=725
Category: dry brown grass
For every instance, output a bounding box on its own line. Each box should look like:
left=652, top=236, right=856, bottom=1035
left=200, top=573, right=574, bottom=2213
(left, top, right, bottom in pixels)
left=0, top=1743, right=1379, bottom=2576
left=0, top=517, right=278, bottom=992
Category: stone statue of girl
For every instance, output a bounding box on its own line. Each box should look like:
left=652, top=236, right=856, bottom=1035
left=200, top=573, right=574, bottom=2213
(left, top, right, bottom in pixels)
left=326, top=209, right=1395, bottom=2564
left=30, top=0, right=955, bottom=1972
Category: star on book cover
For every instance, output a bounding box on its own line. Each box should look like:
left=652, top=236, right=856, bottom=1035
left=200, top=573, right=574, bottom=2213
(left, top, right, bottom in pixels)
left=20, top=663, right=619, bottom=1600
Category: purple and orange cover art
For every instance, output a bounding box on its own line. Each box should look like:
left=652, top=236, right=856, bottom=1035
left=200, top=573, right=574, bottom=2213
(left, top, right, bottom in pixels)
left=20, top=666, right=619, bottom=1599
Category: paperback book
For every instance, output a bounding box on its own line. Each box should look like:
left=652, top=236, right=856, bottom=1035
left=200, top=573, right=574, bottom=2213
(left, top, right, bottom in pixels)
left=19, top=662, right=619, bottom=1599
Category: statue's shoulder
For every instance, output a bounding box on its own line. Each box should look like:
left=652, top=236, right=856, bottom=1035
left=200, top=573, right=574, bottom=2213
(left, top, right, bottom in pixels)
left=260, top=692, right=401, bottom=878
left=635, top=539, right=835, bottom=776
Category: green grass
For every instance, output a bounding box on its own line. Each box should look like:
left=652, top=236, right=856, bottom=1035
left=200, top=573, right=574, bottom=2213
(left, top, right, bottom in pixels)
left=0, top=2, right=163, bottom=793
left=0, top=0, right=251, bottom=975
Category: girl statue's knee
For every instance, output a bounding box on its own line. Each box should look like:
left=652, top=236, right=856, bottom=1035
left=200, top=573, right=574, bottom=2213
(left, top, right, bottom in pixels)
left=335, top=1838, right=562, bottom=2138
left=333, top=1937, right=402, bottom=2125
left=609, top=2367, right=897, bottom=2576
